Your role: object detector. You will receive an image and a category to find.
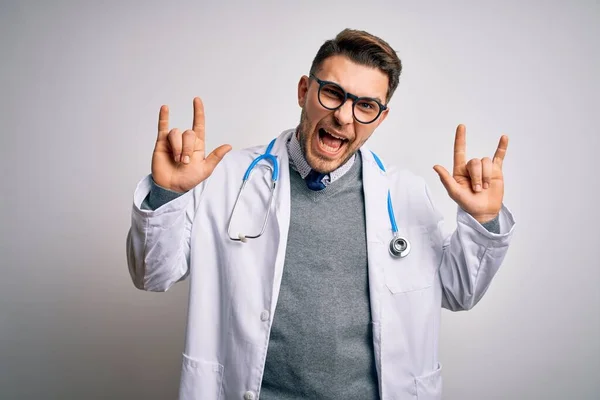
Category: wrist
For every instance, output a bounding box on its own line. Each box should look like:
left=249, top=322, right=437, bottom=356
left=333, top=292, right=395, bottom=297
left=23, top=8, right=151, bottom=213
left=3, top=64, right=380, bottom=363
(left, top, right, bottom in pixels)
left=472, top=213, right=499, bottom=224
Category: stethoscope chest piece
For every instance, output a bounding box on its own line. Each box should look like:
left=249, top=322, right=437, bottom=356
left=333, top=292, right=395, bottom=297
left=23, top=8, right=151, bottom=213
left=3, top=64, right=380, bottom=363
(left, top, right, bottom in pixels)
left=389, top=236, right=411, bottom=258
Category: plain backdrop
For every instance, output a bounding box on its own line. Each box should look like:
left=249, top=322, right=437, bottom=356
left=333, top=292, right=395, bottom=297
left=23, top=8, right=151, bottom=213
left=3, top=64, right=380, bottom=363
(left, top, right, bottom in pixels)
left=1, top=1, right=598, bottom=399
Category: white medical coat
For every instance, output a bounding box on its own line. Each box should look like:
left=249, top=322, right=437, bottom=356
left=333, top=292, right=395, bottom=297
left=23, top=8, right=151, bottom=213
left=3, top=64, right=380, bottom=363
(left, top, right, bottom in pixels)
left=126, top=128, right=516, bottom=400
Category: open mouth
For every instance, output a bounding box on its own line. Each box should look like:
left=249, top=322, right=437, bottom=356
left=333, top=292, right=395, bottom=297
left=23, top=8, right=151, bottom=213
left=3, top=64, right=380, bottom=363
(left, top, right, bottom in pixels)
left=317, top=128, right=348, bottom=155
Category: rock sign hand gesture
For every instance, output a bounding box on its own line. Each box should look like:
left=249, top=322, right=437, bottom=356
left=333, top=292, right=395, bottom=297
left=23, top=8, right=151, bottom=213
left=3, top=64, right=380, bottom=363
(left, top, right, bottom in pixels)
left=433, top=124, right=509, bottom=224
left=151, top=97, right=232, bottom=193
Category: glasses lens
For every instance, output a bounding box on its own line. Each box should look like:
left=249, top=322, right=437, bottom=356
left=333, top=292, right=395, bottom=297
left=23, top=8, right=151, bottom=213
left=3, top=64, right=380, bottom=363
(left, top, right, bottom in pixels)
left=318, top=83, right=345, bottom=109
left=353, top=98, right=381, bottom=124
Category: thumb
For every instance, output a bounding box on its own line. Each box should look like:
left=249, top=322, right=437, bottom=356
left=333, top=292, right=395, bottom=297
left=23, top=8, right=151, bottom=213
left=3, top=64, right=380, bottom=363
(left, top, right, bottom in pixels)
left=203, top=144, right=233, bottom=173
left=433, top=165, right=459, bottom=198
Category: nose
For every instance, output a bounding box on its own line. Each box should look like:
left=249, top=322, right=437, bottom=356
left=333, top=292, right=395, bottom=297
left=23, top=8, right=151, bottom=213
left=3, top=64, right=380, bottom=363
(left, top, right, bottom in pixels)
left=333, top=99, right=354, bottom=125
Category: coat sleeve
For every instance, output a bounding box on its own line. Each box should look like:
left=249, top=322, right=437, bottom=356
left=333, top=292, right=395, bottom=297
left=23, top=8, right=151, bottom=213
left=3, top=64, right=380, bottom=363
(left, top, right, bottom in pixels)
left=125, top=174, right=205, bottom=292
left=425, top=184, right=516, bottom=311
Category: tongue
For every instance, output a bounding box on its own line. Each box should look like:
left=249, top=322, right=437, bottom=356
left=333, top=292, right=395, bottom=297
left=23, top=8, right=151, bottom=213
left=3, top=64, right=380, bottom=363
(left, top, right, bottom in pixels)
left=322, top=132, right=343, bottom=150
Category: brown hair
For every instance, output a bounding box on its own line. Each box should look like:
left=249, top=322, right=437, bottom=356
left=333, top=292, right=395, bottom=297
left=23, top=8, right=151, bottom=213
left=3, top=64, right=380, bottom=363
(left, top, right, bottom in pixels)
left=309, top=28, right=402, bottom=103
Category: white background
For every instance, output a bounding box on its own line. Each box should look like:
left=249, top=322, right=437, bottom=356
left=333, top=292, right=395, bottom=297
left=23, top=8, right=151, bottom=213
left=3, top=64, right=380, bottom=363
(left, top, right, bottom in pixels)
left=1, top=1, right=598, bottom=399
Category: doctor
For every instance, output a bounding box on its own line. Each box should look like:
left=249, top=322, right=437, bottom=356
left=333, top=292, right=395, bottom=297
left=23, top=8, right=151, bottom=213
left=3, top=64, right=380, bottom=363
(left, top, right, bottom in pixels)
left=127, top=29, right=515, bottom=400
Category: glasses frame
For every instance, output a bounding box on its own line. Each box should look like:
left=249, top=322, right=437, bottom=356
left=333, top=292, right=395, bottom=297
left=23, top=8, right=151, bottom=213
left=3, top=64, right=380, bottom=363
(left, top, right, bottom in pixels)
left=309, top=74, right=388, bottom=124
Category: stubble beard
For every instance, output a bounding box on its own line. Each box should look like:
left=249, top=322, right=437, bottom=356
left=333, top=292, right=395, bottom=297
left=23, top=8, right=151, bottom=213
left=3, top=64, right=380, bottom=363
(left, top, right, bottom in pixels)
left=296, top=109, right=356, bottom=174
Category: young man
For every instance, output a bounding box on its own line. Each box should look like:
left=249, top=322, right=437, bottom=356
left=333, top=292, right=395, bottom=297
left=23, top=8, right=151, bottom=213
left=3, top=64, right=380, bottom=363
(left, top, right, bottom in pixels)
left=127, top=29, right=515, bottom=400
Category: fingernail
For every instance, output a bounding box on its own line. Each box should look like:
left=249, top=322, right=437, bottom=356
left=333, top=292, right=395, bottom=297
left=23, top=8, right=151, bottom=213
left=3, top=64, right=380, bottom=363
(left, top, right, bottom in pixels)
left=475, top=184, right=481, bottom=192
left=483, top=182, right=489, bottom=189
left=174, top=155, right=179, bottom=163
left=183, top=156, right=190, bottom=164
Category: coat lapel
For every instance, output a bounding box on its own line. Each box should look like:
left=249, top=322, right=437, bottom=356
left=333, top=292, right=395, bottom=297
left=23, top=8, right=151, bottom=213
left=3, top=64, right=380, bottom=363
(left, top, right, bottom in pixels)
left=266, top=129, right=294, bottom=314
left=359, top=145, right=392, bottom=388
left=360, top=146, right=391, bottom=321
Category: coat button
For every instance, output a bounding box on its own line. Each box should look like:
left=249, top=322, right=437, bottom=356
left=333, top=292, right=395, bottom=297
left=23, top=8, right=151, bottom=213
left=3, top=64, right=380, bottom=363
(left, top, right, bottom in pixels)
left=260, top=310, right=270, bottom=321
left=244, top=391, right=255, bottom=400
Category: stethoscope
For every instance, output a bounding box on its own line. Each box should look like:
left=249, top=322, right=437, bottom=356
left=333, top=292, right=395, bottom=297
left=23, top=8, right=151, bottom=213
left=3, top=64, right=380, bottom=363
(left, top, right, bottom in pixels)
left=227, top=137, right=411, bottom=258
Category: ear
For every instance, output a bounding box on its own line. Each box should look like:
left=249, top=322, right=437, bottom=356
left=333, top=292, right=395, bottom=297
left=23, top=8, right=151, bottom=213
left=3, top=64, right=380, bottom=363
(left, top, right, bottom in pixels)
left=375, top=107, right=390, bottom=127
left=297, top=75, right=310, bottom=107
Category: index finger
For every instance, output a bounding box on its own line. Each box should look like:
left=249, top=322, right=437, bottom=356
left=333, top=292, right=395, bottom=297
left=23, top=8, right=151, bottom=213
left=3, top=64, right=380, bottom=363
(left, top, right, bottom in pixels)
left=192, top=97, right=205, bottom=140
left=157, top=105, right=169, bottom=140
left=493, top=135, right=509, bottom=167
left=453, top=124, right=467, bottom=171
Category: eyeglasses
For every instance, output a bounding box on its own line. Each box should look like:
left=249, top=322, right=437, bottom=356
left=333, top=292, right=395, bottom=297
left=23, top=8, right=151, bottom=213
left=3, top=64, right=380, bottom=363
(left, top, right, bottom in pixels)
left=309, top=74, right=387, bottom=124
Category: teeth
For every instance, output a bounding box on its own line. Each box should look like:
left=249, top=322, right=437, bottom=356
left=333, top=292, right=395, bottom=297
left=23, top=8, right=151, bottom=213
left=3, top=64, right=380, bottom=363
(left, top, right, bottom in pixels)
left=319, top=136, right=344, bottom=152
left=324, top=129, right=345, bottom=140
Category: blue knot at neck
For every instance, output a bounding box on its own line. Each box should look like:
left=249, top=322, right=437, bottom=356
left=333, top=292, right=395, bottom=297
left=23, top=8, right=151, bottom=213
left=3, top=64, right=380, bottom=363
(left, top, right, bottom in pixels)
left=305, top=169, right=327, bottom=191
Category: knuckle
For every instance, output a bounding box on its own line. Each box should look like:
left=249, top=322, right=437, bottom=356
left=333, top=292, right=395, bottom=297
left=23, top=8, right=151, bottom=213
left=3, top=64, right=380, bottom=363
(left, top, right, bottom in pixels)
left=168, top=128, right=180, bottom=139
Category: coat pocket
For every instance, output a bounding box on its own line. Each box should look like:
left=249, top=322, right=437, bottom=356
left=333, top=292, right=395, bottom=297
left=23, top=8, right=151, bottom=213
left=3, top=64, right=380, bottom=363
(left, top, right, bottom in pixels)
left=178, top=354, right=224, bottom=400
left=383, top=225, right=441, bottom=294
left=415, top=363, right=442, bottom=400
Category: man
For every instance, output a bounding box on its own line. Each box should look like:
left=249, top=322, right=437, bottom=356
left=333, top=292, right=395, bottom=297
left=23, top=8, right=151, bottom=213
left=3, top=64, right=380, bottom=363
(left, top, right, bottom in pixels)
left=127, top=28, right=515, bottom=400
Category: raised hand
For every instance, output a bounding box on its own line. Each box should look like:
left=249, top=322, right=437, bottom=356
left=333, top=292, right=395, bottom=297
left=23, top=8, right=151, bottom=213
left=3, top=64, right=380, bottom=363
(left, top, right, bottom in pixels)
left=151, top=97, right=232, bottom=193
left=433, top=124, right=508, bottom=223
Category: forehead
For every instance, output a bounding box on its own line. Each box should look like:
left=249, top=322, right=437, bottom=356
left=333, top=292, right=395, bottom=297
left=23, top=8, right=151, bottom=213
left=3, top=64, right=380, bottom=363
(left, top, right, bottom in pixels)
left=317, top=55, right=389, bottom=100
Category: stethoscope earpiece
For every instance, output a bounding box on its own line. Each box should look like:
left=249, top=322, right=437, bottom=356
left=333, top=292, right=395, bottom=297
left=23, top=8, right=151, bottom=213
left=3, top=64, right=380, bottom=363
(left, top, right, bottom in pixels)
left=389, top=236, right=411, bottom=258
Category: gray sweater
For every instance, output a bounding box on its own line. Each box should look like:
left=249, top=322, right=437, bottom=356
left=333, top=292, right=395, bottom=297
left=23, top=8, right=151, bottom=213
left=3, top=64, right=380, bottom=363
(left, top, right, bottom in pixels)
left=259, top=156, right=379, bottom=399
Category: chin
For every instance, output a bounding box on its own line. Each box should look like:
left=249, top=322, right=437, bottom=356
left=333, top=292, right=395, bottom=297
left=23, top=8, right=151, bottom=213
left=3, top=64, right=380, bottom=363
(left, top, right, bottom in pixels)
left=305, top=135, right=350, bottom=173
left=305, top=150, right=347, bottom=174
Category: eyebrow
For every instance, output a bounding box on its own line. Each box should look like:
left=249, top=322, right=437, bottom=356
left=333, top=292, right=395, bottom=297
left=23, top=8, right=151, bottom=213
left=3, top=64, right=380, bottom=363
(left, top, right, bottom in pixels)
left=327, top=78, right=385, bottom=104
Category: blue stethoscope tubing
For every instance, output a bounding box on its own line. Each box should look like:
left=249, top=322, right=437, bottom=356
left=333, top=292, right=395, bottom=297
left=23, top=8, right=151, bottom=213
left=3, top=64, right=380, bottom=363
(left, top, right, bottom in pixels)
left=227, top=138, right=279, bottom=242
left=369, top=152, right=411, bottom=258
left=243, top=138, right=279, bottom=182
left=227, top=137, right=411, bottom=258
